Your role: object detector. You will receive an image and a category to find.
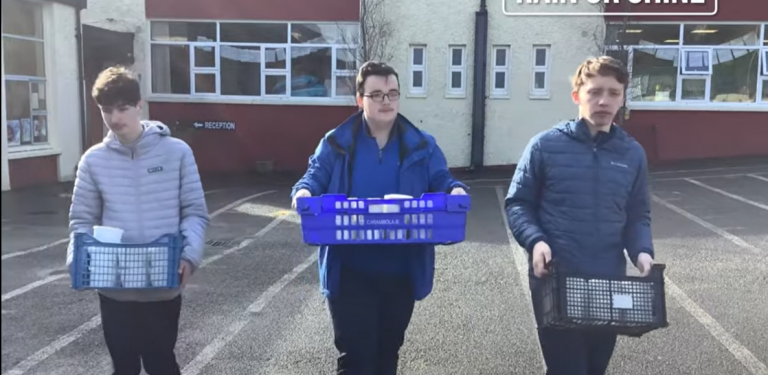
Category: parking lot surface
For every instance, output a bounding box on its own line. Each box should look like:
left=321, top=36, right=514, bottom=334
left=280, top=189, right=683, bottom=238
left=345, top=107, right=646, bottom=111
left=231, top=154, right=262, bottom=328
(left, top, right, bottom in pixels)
left=1, top=161, right=767, bottom=375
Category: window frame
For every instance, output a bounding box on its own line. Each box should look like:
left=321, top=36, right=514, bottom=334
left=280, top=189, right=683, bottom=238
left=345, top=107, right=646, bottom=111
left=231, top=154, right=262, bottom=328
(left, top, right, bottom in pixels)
left=408, top=45, right=427, bottom=96
left=530, top=45, right=550, bottom=98
left=491, top=45, right=510, bottom=98
left=2, top=0, right=52, bottom=150
left=607, top=22, right=768, bottom=110
left=446, top=45, right=466, bottom=98
left=147, top=20, right=360, bottom=104
left=680, top=48, right=712, bottom=75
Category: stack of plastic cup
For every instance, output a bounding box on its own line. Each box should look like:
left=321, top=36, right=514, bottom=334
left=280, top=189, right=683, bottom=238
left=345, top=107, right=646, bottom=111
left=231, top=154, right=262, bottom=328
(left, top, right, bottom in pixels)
left=89, top=226, right=123, bottom=288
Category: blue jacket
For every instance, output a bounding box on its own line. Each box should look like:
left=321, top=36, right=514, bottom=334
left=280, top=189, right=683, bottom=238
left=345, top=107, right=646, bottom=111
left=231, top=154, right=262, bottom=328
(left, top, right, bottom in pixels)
left=505, top=119, right=653, bottom=276
left=292, top=110, right=467, bottom=300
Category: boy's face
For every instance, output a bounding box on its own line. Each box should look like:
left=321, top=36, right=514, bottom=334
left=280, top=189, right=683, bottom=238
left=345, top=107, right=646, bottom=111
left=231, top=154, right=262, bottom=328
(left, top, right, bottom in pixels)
left=357, top=74, right=400, bottom=124
left=100, top=102, right=143, bottom=137
left=571, top=74, right=624, bottom=128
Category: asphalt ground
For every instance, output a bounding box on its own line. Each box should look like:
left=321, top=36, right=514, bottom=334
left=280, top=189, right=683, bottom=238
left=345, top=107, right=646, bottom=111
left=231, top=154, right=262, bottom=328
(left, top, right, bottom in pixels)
left=1, top=161, right=767, bottom=375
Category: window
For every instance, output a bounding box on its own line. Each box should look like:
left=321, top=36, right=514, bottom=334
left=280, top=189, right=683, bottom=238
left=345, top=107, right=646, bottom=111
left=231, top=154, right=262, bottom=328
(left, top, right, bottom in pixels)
left=409, top=45, right=426, bottom=95
left=447, top=45, right=466, bottom=97
left=2, top=0, right=48, bottom=147
left=149, top=21, right=359, bottom=100
left=762, top=48, right=768, bottom=76
left=629, top=48, right=679, bottom=102
left=606, top=23, right=768, bottom=106
left=531, top=45, right=550, bottom=97
left=491, top=46, right=510, bottom=97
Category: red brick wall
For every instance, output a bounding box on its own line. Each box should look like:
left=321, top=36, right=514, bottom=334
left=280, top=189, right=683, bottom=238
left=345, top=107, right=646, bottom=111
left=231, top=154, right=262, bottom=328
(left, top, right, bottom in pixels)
left=623, top=111, right=768, bottom=163
left=148, top=103, right=359, bottom=173
left=9, top=155, right=59, bottom=189
left=146, top=0, right=359, bottom=21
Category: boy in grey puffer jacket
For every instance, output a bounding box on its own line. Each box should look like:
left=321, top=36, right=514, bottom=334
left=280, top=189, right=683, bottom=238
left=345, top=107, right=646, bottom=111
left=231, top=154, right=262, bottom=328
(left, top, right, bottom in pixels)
left=67, top=66, right=209, bottom=375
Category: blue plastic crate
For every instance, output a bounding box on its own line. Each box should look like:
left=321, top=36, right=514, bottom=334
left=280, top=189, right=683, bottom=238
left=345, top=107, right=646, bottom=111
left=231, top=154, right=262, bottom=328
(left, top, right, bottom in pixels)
left=296, top=193, right=471, bottom=245
left=70, top=233, right=182, bottom=290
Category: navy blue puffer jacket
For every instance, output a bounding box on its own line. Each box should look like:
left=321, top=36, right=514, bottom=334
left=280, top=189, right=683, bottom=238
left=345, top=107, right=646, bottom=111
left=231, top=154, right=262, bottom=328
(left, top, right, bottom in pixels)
left=505, top=119, right=654, bottom=276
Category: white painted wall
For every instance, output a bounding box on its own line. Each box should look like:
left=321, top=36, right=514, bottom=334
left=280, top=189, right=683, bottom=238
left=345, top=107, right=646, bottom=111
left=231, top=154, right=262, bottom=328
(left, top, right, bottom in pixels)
left=80, top=0, right=149, bottom=119
left=385, top=0, right=603, bottom=167
left=1, top=39, right=9, bottom=191
left=50, top=2, right=84, bottom=182
left=485, top=2, right=603, bottom=166
left=386, top=0, right=477, bottom=168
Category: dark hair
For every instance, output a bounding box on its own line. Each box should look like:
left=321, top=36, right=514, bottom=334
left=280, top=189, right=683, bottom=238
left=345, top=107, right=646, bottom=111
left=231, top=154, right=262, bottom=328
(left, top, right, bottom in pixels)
left=356, top=61, right=399, bottom=96
left=91, top=66, right=141, bottom=107
left=572, top=56, right=629, bottom=91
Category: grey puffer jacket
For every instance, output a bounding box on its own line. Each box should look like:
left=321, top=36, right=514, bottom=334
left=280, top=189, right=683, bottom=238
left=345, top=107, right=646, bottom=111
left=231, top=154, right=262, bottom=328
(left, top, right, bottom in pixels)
left=66, top=121, right=209, bottom=302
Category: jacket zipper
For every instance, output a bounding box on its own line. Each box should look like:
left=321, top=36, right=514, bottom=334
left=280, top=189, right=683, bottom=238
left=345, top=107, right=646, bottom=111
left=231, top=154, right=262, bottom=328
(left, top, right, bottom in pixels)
left=593, top=145, right=600, bottom=240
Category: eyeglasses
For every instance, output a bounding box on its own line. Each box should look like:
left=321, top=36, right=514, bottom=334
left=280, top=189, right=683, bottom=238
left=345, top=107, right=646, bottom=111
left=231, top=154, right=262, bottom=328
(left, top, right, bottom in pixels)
left=363, top=91, right=401, bottom=102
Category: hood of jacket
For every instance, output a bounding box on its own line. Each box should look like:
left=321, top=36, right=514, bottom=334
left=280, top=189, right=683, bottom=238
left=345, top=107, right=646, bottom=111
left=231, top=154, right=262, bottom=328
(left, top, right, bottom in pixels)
left=103, top=121, right=172, bottom=159
left=554, top=118, right=628, bottom=153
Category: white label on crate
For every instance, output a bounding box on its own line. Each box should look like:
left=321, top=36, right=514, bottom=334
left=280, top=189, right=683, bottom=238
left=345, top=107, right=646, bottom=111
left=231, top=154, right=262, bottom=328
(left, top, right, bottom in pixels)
left=359, top=201, right=365, bottom=209
left=419, top=214, right=426, bottom=224
left=343, top=230, right=349, bottom=240
left=427, top=200, right=433, bottom=208
left=374, top=230, right=380, bottom=240
left=427, top=214, right=433, bottom=224
left=419, top=201, right=426, bottom=208
left=351, top=201, right=358, bottom=209
left=367, top=230, right=373, bottom=240
left=612, top=294, right=634, bottom=309
left=335, top=202, right=341, bottom=209
left=336, top=230, right=342, bottom=240
left=343, top=216, right=349, bottom=226
left=351, top=215, right=357, bottom=225
left=368, top=204, right=400, bottom=213
left=343, top=202, right=349, bottom=209
left=366, top=219, right=399, bottom=225
left=336, top=215, right=342, bottom=225
left=411, top=200, right=418, bottom=208
left=404, top=201, right=410, bottom=208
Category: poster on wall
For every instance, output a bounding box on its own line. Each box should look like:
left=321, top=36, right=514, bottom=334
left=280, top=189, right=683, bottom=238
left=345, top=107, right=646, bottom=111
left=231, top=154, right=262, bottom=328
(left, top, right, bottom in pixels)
left=33, top=115, right=48, bottom=143
left=20, top=118, right=33, bottom=144
left=7, top=120, right=21, bottom=146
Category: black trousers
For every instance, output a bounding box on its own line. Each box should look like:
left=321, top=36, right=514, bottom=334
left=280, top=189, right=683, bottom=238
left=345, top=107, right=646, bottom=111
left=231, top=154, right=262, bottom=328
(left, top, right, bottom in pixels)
left=529, top=275, right=618, bottom=375
left=99, top=293, right=182, bottom=375
left=328, top=266, right=416, bottom=375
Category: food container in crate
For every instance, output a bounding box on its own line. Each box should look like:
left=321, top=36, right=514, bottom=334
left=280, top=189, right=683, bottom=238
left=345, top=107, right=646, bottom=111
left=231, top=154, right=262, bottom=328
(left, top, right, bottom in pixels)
left=69, top=233, right=182, bottom=290
left=537, top=260, right=669, bottom=337
left=295, top=192, right=471, bottom=245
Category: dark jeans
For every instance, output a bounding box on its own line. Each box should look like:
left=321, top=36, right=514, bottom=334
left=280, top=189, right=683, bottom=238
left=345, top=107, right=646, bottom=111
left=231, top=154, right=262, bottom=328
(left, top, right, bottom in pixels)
left=529, top=275, right=618, bottom=375
left=328, top=266, right=415, bottom=375
left=99, top=293, right=182, bottom=375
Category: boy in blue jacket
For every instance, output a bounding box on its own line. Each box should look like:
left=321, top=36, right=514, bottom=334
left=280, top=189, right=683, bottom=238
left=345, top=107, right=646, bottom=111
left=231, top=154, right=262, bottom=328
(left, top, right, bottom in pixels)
left=505, top=56, right=655, bottom=375
left=291, top=61, right=467, bottom=375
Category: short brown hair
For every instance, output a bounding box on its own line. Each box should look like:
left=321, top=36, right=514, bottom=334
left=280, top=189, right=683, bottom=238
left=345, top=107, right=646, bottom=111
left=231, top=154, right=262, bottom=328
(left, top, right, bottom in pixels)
left=92, top=66, right=141, bottom=107
left=571, top=56, right=629, bottom=91
left=356, top=61, right=399, bottom=96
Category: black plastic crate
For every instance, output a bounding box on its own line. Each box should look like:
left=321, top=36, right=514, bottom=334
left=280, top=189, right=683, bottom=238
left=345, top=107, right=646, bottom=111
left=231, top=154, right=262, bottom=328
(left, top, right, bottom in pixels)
left=537, top=260, right=669, bottom=337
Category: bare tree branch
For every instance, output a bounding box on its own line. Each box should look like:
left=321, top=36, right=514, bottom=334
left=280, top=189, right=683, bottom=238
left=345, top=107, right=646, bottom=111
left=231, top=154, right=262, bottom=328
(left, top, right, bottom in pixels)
left=335, top=0, right=395, bottom=96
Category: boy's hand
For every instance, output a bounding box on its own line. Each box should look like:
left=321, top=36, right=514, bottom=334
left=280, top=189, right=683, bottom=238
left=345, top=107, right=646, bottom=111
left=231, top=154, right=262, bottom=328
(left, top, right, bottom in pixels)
left=292, top=189, right=311, bottom=209
left=532, top=241, right=552, bottom=278
left=179, top=259, right=193, bottom=288
left=450, top=187, right=467, bottom=195
left=636, top=253, right=654, bottom=277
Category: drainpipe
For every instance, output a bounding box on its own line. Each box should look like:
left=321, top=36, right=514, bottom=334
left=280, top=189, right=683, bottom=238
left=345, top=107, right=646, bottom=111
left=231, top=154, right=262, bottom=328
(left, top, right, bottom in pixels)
left=469, top=0, right=488, bottom=170
left=75, top=0, right=88, bottom=154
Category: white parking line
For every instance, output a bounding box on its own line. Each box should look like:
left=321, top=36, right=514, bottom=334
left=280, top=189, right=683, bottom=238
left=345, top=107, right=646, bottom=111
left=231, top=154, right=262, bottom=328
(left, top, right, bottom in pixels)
left=0, top=191, right=279, bottom=303
left=748, top=174, right=768, bottom=183
left=685, top=178, right=768, bottom=211
left=664, top=279, right=768, bottom=375
left=1, top=239, right=69, bottom=261
left=3, top=315, right=103, bottom=375
left=182, top=249, right=316, bottom=375
left=651, top=195, right=763, bottom=254
left=467, top=172, right=768, bottom=185
left=1, top=208, right=289, bottom=375
left=650, top=164, right=768, bottom=175
left=1, top=275, right=67, bottom=302
left=0, top=189, right=253, bottom=262
left=494, top=187, right=546, bottom=371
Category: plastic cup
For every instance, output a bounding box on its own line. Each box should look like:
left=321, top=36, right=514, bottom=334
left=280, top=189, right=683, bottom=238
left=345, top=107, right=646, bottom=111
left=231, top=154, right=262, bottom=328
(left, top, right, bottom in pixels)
left=118, top=248, right=148, bottom=288
left=149, top=247, right=169, bottom=287
left=87, top=246, right=118, bottom=288
left=93, top=226, right=124, bottom=243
